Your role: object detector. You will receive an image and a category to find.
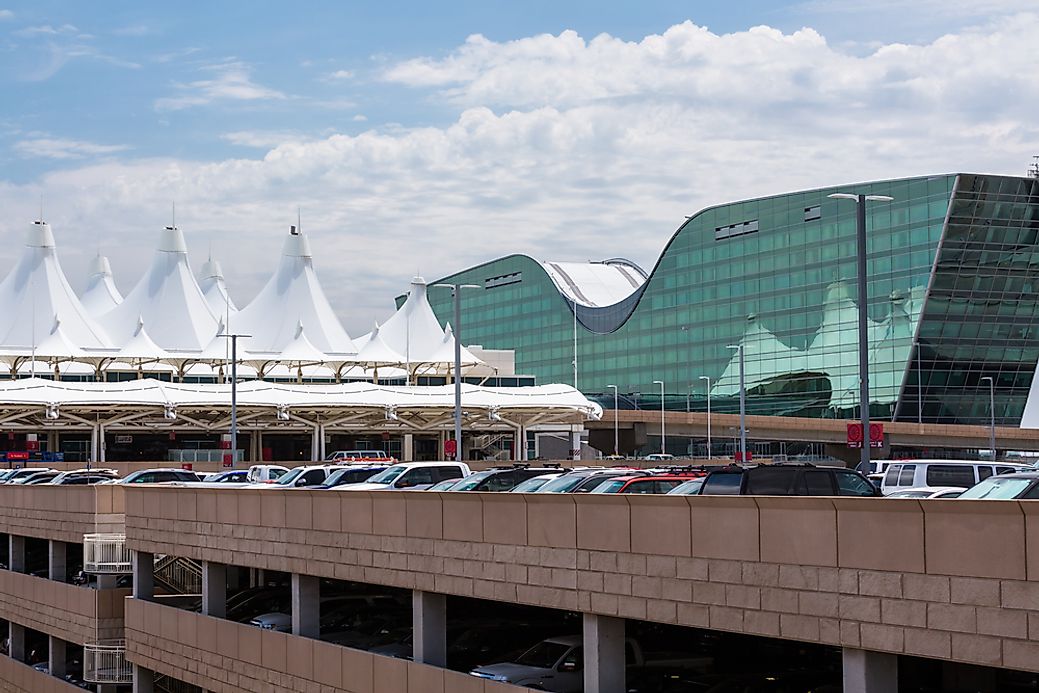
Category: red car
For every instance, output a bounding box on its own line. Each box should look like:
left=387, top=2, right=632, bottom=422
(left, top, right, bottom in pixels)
left=587, top=470, right=707, bottom=495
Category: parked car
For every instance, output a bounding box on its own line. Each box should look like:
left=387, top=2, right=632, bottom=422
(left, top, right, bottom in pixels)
left=471, top=636, right=710, bottom=692
left=2, top=467, right=56, bottom=484
left=203, top=470, right=250, bottom=483
left=885, top=486, right=964, bottom=499
left=958, top=471, right=1039, bottom=500
left=337, top=462, right=471, bottom=491
left=698, top=463, right=880, bottom=497
left=508, top=473, right=564, bottom=493
left=325, top=450, right=396, bottom=463
left=535, top=468, right=637, bottom=493
left=20, top=470, right=62, bottom=485
left=880, top=460, right=1031, bottom=495
left=315, top=465, right=388, bottom=489
left=667, top=478, right=706, bottom=496
left=246, top=464, right=290, bottom=483
left=251, top=465, right=341, bottom=489
left=46, top=469, right=120, bottom=485
left=249, top=595, right=404, bottom=632
left=112, top=468, right=200, bottom=484
left=588, top=470, right=708, bottom=495
left=643, top=453, right=675, bottom=462
left=437, top=465, right=567, bottom=492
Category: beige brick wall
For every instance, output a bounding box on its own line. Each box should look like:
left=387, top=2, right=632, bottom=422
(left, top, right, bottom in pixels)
left=125, top=598, right=526, bottom=693
left=0, top=485, right=125, bottom=542
left=0, top=570, right=128, bottom=644
left=0, top=653, right=83, bottom=692
left=124, top=488, right=1039, bottom=673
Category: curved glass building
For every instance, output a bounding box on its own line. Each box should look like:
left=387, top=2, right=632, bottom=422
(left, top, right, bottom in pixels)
left=422, top=173, right=1039, bottom=426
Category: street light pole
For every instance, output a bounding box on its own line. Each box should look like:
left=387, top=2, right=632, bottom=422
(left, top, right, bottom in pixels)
left=433, top=283, right=481, bottom=463
left=699, top=375, right=712, bottom=458
left=653, top=380, right=665, bottom=455
left=726, top=345, right=747, bottom=462
left=981, top=376, right=996, bottom=460
left=607, top=384, right=618, bottom=456
left=218, top=333, right=251, bottom=469
left=829, top=192, right=894, bottom=473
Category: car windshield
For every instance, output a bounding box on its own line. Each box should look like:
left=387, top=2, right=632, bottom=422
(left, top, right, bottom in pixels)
left=589, top=479, right=626, bottom=494
left=668, top=479, right=704, bottom=495
left=450, top=471, right=494, bottom=491
left=538, top=474, right=590, bottom=493
left=958, top=477, right=1034, bottom=500
left=274, top=468, right=305, bottom=486
left=510, top=475, right=557, bottom=493
left=365, top=466, right=407, bottom=485
left=325, top=468, right=379, bottom=486
left=514, top=641, right=571, bottom=668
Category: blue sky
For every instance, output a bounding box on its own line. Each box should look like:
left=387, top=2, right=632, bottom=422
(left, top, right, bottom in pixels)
left=0, top=1, right=1036, bottom=334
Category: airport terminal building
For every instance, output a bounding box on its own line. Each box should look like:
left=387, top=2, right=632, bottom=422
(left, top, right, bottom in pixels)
left=426, top=173, right=1039, bottom=428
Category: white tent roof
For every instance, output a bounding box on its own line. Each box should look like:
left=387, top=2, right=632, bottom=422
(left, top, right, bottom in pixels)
left=115, top=317, right=170, bottom=364
left=0, top=222, right=112, bottom=350
left=425, top=323, right=482, bottom=367
left=354, top=322, right=405, bottom=366
left=377, top=276, right=477, bottom=364
left=235, top=230, right=356, bottom=355
left=80, top=253, right=123, bottom=317
left=0, top=378, right=602, bottom=419
left=99, top=226, right=218, bottom=352
left=199, top=256, right=238, bottom=316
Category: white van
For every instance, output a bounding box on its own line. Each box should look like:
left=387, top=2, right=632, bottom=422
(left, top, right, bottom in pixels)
left=880, top=460, right=1031, bottom=495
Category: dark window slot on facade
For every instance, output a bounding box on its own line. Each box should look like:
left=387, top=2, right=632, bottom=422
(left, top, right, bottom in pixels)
left=714, top=219, right=759, bottom=241
left=804, top=205, right=821, bottom=222
left=485, top=272, right=523, bottom=289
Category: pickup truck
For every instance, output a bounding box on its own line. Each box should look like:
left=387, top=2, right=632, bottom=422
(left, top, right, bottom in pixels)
left=469, top=635, right=711, bottom=691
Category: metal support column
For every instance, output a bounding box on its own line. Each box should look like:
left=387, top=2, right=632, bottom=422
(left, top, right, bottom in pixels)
left=843, top=649, right=898, bottom=693
left=412, top=590, right=447, bottom=667
left=201, top=561, right=227, bottom=618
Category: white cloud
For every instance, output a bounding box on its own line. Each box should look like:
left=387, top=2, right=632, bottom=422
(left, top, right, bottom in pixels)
left=328, top=69, right=353, bottom=80
left=13, top=137, right=130, bottom=160
left=14, top=23, right=78, bottom=37
left=0, top=17, right=1036, bottom=335
left=0, top=10, right=13, bottom=20
left=352, top=114, right=367, bottom=122
left=221, top=130, right=309, bottom=148
left=155, top=60, right=287, bottom=111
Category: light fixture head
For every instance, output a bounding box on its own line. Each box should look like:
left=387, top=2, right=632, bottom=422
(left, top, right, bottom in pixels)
left=828, top=193, right=859, bottom=200
left=865, top=195, right=894, bottom=202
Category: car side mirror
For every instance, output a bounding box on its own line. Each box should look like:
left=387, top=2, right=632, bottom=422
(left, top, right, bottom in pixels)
left=396, top=478, right=413, bottom=488
left=296, top=478, right=310, bottom=487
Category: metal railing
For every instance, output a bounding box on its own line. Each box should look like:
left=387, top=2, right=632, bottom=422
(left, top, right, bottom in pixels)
left=154, top=554, right=202, bottom=594
left=83, top=533, right=132, bottom=574
left=84, top=640, right=132, bottom=684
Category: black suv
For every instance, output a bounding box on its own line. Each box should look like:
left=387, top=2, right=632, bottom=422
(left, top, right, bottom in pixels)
left=698, top=463, right=880, bottom=497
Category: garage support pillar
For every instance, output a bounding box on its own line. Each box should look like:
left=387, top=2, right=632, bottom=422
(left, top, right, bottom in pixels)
left=132, top=551, right=154, bottom=600
left=412, top=590, right=447, bottom=667
left=843, top=648, right=898, bottom=693
left=310, top=427, right=320, bottom=462
left=201, top=561, right=227, bottom=618
left=8, top=623, right=24, bottom=661
left=403, top=434, right=414, bottom=462
left=583, top=613, right=625, bottom=693
left=48, top=635, right=66, bottom=678
left=570, top=429, right=583, bottom=461
left=291, top=573, right=320, bottom=638
left=48, top=539, right=67, bottom=582
left=8, top=534, right=25, bottom=573
left=132, top=666, right=154, bottom=693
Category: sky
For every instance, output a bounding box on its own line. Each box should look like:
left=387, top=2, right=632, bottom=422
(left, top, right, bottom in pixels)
left=0, top=0, right=1036, bottom=335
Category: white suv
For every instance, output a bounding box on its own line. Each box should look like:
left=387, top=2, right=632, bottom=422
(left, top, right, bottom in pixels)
left=880, top=459, right=1031, bottom=495
left=336, top=462, right=471, bottom=491
left=251, top=465, right=340, bottom=489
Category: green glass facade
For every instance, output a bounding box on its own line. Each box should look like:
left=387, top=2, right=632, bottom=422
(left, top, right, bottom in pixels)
left=422, top=174, right=1039, bottom=426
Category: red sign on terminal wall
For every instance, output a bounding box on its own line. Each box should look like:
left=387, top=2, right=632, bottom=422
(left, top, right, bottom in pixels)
left=444, top=439, right=457, bottom=458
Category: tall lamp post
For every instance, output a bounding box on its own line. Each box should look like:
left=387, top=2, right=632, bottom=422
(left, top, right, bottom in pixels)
left=218, top=333, right=251, bottom=469
left=980, top=376, right=996, bottom=460
left=699, top=375, right=712, bottom=459
left=828, top=192, right=894, bottom=473
left=607, top=384, right=619, bottom=456
left=653, top=380, right=665, bottom=455
left=433, top=283, right=481, bottom=463
left=726, top=345, right=747, bottom=462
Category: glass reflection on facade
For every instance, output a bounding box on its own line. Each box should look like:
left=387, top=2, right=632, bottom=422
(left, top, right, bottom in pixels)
left=421, top=174, right=1039, bottom=426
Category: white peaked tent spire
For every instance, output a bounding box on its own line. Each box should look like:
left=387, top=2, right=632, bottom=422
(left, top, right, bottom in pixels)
left=80, top=252, right=123, bottom=318
left=115, top=315, right=169, bottom=364
left=355, top=321, right=406, bottom=365
left=0, top=221, right=112, bottom=350
left=235, top=227, right=356, bottom=355
left=199, top=254, right=238, bottom=315
left=427, top=322, right=481, bottom=366
left=378, top=276, right=471, bottom=364
left=99, top=225, right=219, bottom=352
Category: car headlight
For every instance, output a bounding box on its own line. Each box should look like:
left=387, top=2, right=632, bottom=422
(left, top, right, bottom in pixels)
left=493, top=675, right=510, bottom=682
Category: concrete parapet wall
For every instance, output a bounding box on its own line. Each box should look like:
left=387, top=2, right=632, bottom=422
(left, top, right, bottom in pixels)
left=0, top=485, right=125, bottom=542
left=0, top=570, right=128, bottom=643
left=124, top=488, right=1039, bottom=673
left=125, top=598, right=525, bottom=693
left=0, top=653, right=84, bottom=692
